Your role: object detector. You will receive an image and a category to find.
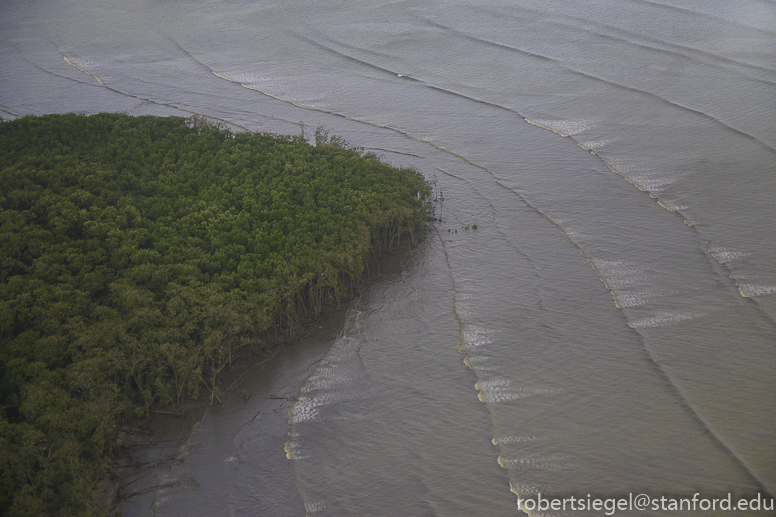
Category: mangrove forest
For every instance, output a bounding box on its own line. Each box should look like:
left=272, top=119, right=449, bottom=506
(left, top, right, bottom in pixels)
left=0, top=113, right=432, bottom=516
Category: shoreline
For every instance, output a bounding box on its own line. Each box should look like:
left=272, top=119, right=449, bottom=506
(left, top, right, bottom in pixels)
left=101, top=302, right=352, bottom=515
left=100, top=238, right=423, bottom=515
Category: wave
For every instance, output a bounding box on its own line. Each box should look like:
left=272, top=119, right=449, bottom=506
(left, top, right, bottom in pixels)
left=194, top=31, right=771, bottom=494
left=0, top=101, right=22, bottom=118
left=475, top=380, right=560, bottom=404
left=277, top=20, right=776, bottom=195
left=709, top=246, right=751, bottom=264
left=421, top=18, right=776, bottom=154
left=274, top=32, right=774, bottom=322
left=539, top=18, right=776, bottom=85
left=739, top=284, right=776, bottom=297
left=570, top=68, right=776, bottom=154
left=362, top=147, right=423, bottom=158
left=498, top=453, right=576, bottom=471
left=63, top=55, right=105, bottom=85
left=493, top=435, right=540, bottom=445
left=628, top=310, right=706, bottom=328
left=6, top=41, right=103, bottom=90
left=471, top=3, right=776, bottom=80
left=291, top=31, right=421, bottom=82
left=7, top=41, right=250, bottom=131
left=630, top=0, right=776, bottom=37
left=525, top=118, right=597, bottom=138
left=417, top=15, right=555, bottom=64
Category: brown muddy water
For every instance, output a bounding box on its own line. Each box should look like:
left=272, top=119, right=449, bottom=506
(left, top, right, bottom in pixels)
left=2, top=0, right=774, bottom=515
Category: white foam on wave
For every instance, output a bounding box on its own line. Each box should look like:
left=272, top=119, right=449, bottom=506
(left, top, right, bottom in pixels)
left=214, top=71, right=328, bottom=109
left=284, top=438, right=307, bottom=460
left=301, top=370, right=353, bottom=392
left=475, top=379, right=559, bottom=403
left=510, top=481, right=543, bottom=496
left=738, top=284, right=776, bottom=297
left=288, top=333, right=365, bottom=424
left=730, top=275, right=776, bottom=297
left=493, top=435, right=539, bottom=445
left=555, top=219, right=589, bottom=242
left=454, top=290, right=486, bottom=320
left=463, top=355, right=498, bottom=371
left=289, top=387, right=349, bottom=423
left=304, top=501, right=329, bottom=513
left=63, top=56, right=107, bottom=84
left=527, top=118, right=596, bottom=137
left=604, top=157, right=690, bottom=193
left=614, top=290, right=658, bottom=308
left=577, top=138, right=613, bottom=151
left=589, top=259, right=646, bottom=288
left=628, top=310, right=705, bottom=328
left=589, top=258, right=657, bottom=307
left=459, top=324, right=493, bottom=353
left=629, top=173, right=680, bottom=192
left=456, top=291, right=483, bottom=301
left=215, top=71, right=266, bottom=84
left=498, top=453, right=574, bottom=471
left=709, top=246, right=751, bottom=264
left=657, top=199, right=688, bottom=212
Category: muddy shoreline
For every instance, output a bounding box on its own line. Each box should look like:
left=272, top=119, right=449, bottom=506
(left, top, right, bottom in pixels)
left=99, top=302, right=352, bottom=516
left=100, top=238, right=424, bottom=516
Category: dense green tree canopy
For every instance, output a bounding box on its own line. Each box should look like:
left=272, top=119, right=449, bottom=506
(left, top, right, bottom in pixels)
left=0, top=113, right=431, bottom=516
